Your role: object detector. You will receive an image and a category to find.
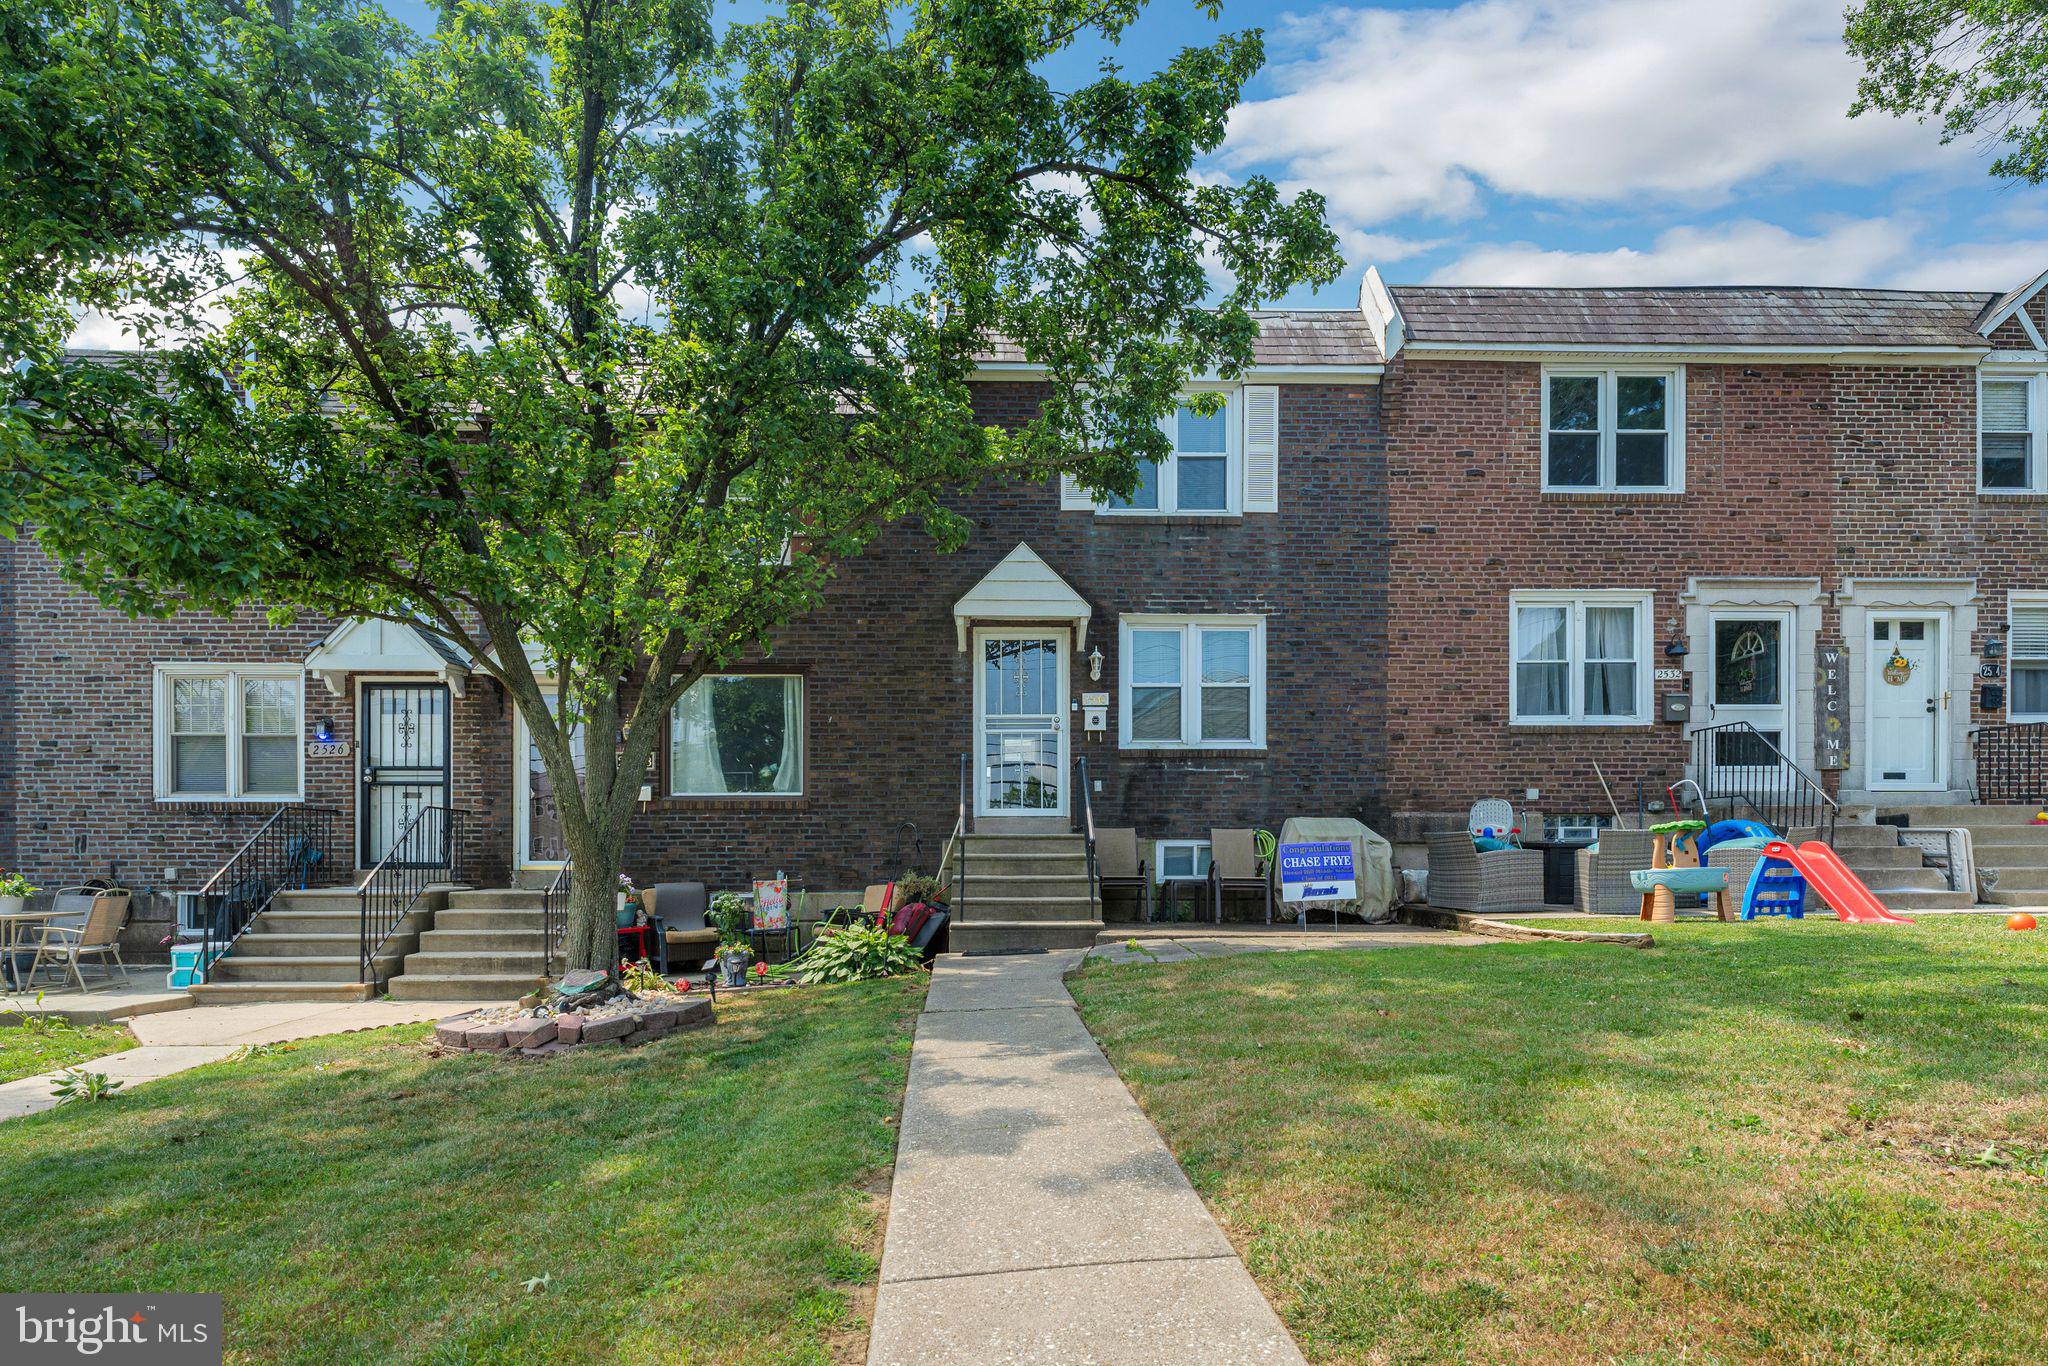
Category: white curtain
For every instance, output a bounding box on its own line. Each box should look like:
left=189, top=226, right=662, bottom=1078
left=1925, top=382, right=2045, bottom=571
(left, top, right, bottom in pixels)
left=1515, top=607, right=1568, bottom=716
left=1583, top=606, right=1637, bottom=717
left=672, top=682, right=728, bottom=794
left=772, top=677, right=802, bottom=792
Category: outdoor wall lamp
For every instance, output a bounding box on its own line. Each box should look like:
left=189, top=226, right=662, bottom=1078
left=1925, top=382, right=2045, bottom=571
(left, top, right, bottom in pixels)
left=1664, top=636, right=1689, bottom=658
left=314, top=718, right=335, bottom=743
left=1088, top=645, right=1104, bottom=681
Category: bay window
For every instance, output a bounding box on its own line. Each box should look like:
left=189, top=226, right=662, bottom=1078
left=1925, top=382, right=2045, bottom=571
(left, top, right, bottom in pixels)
left=670, top=674, right=804, bottom=796
left=1510, top=592, right=1652, bottom=724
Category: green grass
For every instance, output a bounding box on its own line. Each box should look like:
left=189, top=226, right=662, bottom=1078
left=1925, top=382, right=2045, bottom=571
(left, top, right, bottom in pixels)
left=0, top=1019, right=134, bottom=1082
left=0, top=976, right=925, bottom=1363
left=1071, top=917, right=2048, bottom=1363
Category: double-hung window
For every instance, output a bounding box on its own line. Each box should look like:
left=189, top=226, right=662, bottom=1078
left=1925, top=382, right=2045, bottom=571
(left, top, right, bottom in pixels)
left=2011, top=596, right=2048, bottom=722
left=1104, top=393, right=1237, bottom=514
left=1980, top=374, right=2044, bottom=492
left=670, top=674, right=805, bottom=796
left=153, top=666, right=304, bottom=799
left=1543, top=368, right=1683, bottom=491
left=1120, top=616, right=1265, bottom=748
left=1510, top=592, right=1652, bottom=725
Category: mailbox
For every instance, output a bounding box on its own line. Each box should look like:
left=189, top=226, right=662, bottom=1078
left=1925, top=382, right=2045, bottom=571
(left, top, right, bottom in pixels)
left=1659, top=692, right=1692, bottom=724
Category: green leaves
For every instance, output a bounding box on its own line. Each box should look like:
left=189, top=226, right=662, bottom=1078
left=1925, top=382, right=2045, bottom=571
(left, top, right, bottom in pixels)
left=1846, top=1, right=2048, bottom=184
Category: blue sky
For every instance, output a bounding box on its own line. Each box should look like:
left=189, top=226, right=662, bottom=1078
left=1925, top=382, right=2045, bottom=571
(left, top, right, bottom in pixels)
left=1082, top=0, right=2048, bottom=305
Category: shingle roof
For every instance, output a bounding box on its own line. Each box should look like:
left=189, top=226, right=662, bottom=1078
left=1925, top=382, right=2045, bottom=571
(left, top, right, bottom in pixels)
left=974, top=309, right=1384, bottom=366
left=1386, top=286, right=1998, bottom=350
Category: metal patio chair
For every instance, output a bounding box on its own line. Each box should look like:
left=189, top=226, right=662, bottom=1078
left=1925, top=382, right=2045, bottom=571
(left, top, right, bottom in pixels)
left=1093, top=828, right=1151, bottom=922
left=26, top=886, right=133, bottom=992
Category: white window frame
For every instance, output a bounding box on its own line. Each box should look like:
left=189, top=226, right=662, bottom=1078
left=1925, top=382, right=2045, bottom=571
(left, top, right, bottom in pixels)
left=1978, top=370, right=2047, bottom=494
left=1118, top=615, right=1266, bottom=750
left=1540, top=366, right=1685, bottom=493
left=1508, top=591, right=1654, bottom=726
left=667, top=672, right=806, bottom=798
left=151, top=665, right=306, bottom=801
left=1098, top=387, right=1241, bottom=517
left=1152, top=839, right=1213, bottom=883
left=2009, top=591, right=2048, bottom=723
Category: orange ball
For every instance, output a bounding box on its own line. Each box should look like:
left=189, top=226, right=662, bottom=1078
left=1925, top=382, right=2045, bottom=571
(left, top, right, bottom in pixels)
left=2008, top=913, right=2038, bottom=932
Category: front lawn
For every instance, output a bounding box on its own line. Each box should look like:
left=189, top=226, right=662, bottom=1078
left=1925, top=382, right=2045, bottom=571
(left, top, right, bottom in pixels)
left=1071, top=918, right=2048, bottom=1362
left=0, top=976, right=925, bottom=1363
left=0, top=1019, right=134, bottom=1082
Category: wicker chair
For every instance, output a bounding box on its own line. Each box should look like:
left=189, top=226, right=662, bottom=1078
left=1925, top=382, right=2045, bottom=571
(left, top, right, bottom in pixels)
left=1426, top=830, right=1543, bottom=914
left=1575, top=829, right=1660, bottom=915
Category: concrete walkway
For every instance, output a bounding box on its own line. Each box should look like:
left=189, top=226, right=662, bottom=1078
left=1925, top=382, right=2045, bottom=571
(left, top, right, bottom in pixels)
left=868, top=951, right=1305, bottom=1365
left=0, top=998, right=473, bottom=1123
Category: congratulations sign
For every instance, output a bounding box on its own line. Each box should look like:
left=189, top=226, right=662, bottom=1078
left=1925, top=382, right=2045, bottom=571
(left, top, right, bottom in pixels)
left=1277, top=842, right=1357, bottom=904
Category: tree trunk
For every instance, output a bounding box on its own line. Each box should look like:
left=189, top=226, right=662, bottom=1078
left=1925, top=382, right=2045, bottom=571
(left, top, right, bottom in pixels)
left=561, top=838, right=624, bottom=974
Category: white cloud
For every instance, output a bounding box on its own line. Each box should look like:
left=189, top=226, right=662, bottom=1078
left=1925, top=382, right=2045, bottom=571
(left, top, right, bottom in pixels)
left=1225, top=0, right=1964, bottom=228
left=1427, top=218, right=1919, bottom=286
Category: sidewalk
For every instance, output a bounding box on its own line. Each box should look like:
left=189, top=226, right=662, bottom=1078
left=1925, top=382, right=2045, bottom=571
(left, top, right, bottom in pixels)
left=868, top=951, right=1304, bottom=1365
left=0, top=998, right=474, bottom=1123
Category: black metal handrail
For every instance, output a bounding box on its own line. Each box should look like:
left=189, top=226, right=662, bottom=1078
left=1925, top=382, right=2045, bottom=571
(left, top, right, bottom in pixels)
left=1970, top=723, right=2047, bottom=804
left=1071, top=753, right=1101, bottom=923
left=952, top=753, right=970, bottom=918
left=357, top=805, right=467, bottom=989
left=192, top=806, right=338, bottom=985
left=1691, top=722, right=1838, bottom=844
left=541, top=855, right=573, bottom=977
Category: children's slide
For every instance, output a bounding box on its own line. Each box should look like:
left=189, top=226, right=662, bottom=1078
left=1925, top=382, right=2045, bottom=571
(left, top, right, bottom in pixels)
left=1761, top=841, right=1914, bottom=925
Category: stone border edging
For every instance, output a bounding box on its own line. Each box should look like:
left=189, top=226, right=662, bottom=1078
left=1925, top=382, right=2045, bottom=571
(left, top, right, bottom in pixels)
left=433, top=996, right=711, bottom=1055
left=1397, top=903, right=1653, bottom=947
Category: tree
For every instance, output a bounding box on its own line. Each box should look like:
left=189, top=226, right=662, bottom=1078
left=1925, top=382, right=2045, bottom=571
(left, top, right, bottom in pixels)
left=1847, top=0, right=2048, bottom=183
left=0, top=0, right=1340, bottom=970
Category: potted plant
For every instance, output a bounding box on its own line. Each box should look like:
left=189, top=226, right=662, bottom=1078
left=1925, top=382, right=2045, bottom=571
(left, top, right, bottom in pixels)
left=716, top=936, right=755, bottom=987
left=0, top=870, right=37, bottom=916
left=615, top=873, right=641, bottom=928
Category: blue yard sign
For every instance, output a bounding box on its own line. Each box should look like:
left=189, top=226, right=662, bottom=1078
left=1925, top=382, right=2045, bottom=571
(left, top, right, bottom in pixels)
left=1277, top=841, right=1357, bottom=903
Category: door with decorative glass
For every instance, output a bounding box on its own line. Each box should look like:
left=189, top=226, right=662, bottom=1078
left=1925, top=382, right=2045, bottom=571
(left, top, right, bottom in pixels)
left=359, top=683, right=451, bottom=866
left=1706, top=612, right=1792, bottom=772
left=975, top=631, right=1067, bottom=817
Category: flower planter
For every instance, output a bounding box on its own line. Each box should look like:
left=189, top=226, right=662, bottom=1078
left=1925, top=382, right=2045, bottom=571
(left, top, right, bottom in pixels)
left=616, top=892, right=637, bottom=929
left=0, top=896, right=23, bottom=917
left=717, top=949, right=753, bottom=987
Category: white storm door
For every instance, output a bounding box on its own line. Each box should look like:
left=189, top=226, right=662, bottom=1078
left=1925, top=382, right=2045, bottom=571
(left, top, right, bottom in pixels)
left=1706, top=612, right=1793, bottom=772
left=975, top=631, right=1068, bottom=817
left=514, top=691, right=587, bottom=868
left=1868, top=616, right=1943, bottom=789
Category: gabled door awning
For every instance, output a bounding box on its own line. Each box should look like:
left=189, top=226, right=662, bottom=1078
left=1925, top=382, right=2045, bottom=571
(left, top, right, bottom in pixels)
left=303, top=618, right=472, bottom=696
left=952, top=542, right=1092, bottom=652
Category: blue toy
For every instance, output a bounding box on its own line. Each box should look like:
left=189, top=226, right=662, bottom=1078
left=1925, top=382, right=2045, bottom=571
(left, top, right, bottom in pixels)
left=1741, top=855, right=1807, bottom=920
left=1700, top=818, right=1774, bottom=861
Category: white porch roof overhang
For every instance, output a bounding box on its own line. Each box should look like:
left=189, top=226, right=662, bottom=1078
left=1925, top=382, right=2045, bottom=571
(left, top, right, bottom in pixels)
left=952, top=543, right=1092, bottom=653
left=303, top=618, right=472, bottom=696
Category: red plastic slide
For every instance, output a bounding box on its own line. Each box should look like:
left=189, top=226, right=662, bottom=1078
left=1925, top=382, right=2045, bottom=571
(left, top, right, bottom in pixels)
left=1762, top=841, right=1915, bottom=925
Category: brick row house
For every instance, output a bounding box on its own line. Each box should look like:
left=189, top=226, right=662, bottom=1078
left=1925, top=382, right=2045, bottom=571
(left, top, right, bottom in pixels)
left=5, top=271, right=2048, bottom=988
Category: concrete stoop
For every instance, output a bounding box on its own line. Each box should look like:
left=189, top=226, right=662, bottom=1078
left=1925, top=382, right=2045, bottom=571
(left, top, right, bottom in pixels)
left=950, top=830, right=1103, bottom=953
left=1873, top=805, right=2048, bottom=910
left=187, top=886, right=413, bottom=1004
left=384, top=889, right=550, bottom=1002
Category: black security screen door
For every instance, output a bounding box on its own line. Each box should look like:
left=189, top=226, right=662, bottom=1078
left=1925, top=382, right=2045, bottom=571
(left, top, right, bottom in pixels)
left=360, top=683, right=451, bottom=866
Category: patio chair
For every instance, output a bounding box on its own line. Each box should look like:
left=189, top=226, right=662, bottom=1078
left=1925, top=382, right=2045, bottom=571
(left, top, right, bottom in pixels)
left=1574, top=829, right=1660, bottom=915
left=1467, top=797, right=1521, bottom=844
left=1426, top=830, right=1543, bottom=914
left=1207, top=828, right=1273, bottom=924
left=1093, top=828, right=1150, bottom=922
left=645, top=881, right=715, bottom=973
left=26, top=886, right=132, bottom=992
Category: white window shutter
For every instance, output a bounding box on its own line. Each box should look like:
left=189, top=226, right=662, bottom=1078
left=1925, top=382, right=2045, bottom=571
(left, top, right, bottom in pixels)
left=1242, top=385, right=1279, bottom=512
left=1058, top=473, right=1095, bottom=511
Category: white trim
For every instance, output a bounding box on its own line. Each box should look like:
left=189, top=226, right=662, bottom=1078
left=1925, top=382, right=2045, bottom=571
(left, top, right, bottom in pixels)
left=1117, top=615, right=1267, bottom=750
left=303, top=617, right=468, bottom=697
left=1360, top=266, right=1407, bottom=361
left=972, top=627, right=1071, bottom=818
left=152, top=664, right=306, bottom=802
left=1977, top=266, right=2048, bottom=339
left=1405, top=342, right=1986, bottom=364
left=1540, top=366, right=1685, bottom=493
left=1977, top=368, right=2048, bottom=493
left=970, top=363, right=1383, bottom=384
left=1152, top=838, right=1214, bottom=883
left=1864, top=612, right=1949, bottom=792
left=512, top=682, right=567, bottom=871
left=666, top=673, right=807, bottom=799
left=952, top=542, right=1091, bottom=652
left=1507, top=590, right=1655, bottom=726
left=2006, top=590, right=2048, bottom=724
left=1836, top=578, right=1978, bottom=805
left=1095, top=388, right=1242, bottom=517
left=1702, top=607, right=1797, bottom=767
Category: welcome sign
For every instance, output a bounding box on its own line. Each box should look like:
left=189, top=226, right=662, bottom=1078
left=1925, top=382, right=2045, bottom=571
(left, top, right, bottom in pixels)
left=1277, top=841, right=1357, bottom=904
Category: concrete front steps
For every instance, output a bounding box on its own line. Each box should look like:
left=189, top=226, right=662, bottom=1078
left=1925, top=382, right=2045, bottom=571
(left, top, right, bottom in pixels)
left=951, top=829, right=1103, bottom=952
left=383, top=889, right=550, bottom=1001
left=1824, top=823, right=1981, bottom=911
left=1876, top=805, right=2048, bottom=908
left=187, top=888, right=406, bottom=1004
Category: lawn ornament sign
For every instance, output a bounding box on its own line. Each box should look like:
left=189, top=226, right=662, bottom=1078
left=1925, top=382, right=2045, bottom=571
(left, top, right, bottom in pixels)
left=1278, top=842, right=1357, bottom=904
left=753, top=879, right=789, bottom=931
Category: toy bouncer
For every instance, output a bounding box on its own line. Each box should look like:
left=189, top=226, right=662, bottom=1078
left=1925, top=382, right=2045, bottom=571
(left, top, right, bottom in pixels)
left=1630, top=820, right=1733, bottom=923
left=1740, top=841, right=1913, bottom=925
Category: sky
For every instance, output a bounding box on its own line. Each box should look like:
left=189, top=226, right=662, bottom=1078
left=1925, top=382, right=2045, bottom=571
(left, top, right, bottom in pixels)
left=69, top=0, right=2048, bottom=346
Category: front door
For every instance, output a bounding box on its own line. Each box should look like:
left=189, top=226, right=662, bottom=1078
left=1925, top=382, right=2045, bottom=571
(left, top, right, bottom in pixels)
left=514, top=692, right=586, bottom=868
left=1868, top=615, right=1944, bottom=789
left=359, top=682, right=451, bottom=866
left=1706, top=612, right=1792, bottom=770
left=974, top=631, right=1068, bottom=818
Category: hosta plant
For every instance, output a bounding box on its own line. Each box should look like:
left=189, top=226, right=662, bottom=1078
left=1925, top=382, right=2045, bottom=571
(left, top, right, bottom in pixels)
left=788, top=923, right=922, bottom=985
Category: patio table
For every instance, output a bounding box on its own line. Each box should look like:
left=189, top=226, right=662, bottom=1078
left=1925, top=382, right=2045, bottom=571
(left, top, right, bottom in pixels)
left=0, top=909, right=63, bottom=991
